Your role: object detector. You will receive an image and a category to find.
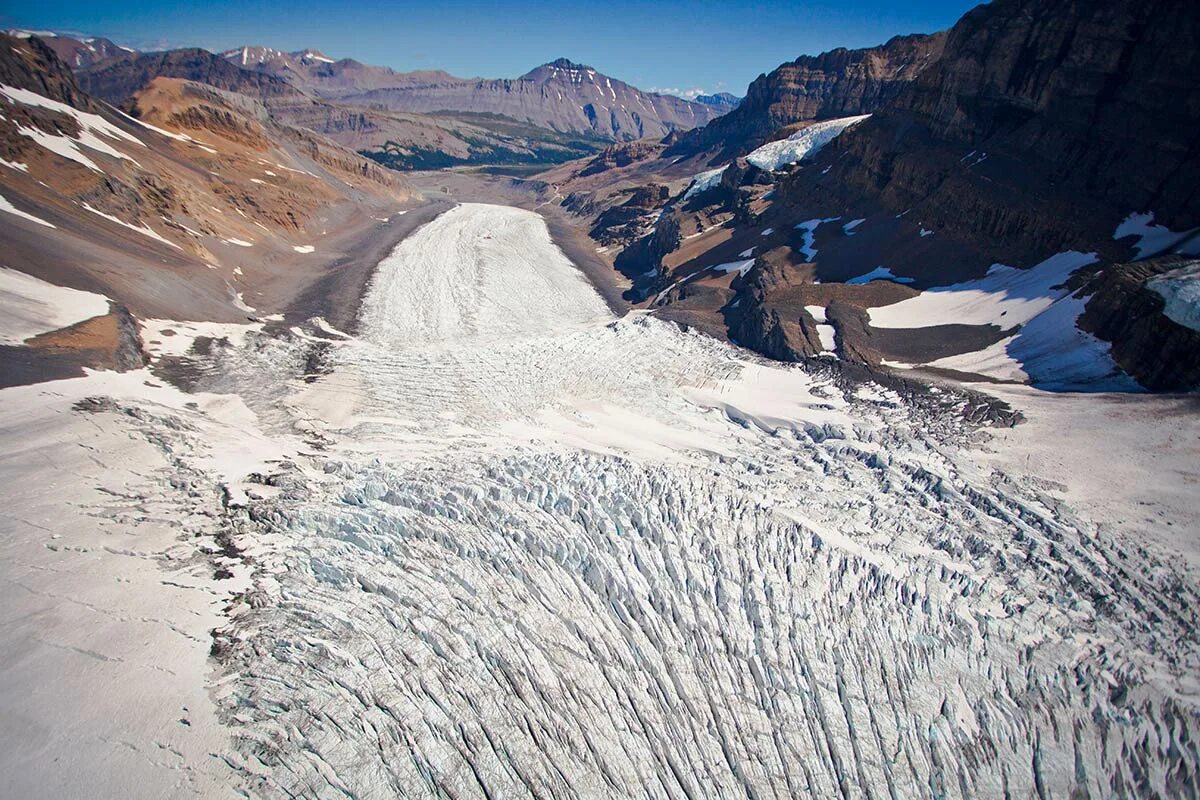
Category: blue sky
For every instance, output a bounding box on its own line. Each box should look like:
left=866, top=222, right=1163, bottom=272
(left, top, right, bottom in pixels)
left=5, top=0, right=979, bottom=98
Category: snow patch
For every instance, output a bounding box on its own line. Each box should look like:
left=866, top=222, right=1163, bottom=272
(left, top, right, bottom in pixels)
left=682, top=166, right=726, bottom=200
left=81, top=203, right=180, bottom=249
left=868, top=251, right=1097, bottom=329
left=712, top=258, right=756, bottom=276
left=1114, top=212, right=1200, bottom=260
left=847, top=266, right=914, bottom=285
left=0, top=266, right=110, bottom=344
left=0, top=192, right=55, bottom=228
left=794, top=217, right=839, bottom=261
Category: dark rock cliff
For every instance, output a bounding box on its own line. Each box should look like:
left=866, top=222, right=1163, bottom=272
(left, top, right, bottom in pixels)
left=1079, top=258, right=1200, bottom=391
left=795, top=0, right=1200, bottom=257
left=667, top=32, right=947, bottom=162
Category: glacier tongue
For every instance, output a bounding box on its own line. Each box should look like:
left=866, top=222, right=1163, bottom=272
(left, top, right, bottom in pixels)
left=188, top=204, right=1199, bottom=797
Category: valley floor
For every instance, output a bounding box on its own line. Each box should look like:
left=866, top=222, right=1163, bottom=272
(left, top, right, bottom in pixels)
left=1, top=199, right=1198, bottom=798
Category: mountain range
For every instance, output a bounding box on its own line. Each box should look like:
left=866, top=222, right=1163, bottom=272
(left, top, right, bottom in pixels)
left=227, top=52, right=727, bottom=141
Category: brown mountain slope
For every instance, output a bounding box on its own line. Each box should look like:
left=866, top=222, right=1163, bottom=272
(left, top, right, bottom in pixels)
left=0, top=34, right=412, bottom=381
left=77, top=49, right=604, bottom=169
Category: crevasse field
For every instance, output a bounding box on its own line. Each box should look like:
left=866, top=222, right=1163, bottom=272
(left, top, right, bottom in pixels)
left=3, top=204, right=1197, bottom=798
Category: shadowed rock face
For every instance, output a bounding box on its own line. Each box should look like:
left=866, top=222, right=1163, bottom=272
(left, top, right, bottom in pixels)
left=800, top=0, right=1200, bottom=253
left=1079, top=258, right=1200, bottom=391
left=712, top=0, right=1200, bottom=389
left=667, top=32, right=947, bottom=162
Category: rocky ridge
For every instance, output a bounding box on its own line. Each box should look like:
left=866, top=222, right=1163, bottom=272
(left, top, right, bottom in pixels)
left=666, top=32, right=946, bottom=162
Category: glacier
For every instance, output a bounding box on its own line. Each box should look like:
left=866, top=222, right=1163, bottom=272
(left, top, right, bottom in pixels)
left=2, top=203, right=1197, bottom=798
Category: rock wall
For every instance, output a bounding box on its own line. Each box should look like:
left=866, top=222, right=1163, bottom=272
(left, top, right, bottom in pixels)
left=668, top=32, right=946, bottom=162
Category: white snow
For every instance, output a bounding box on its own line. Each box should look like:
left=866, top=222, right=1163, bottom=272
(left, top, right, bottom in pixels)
left=805, top=305, right=837, bottom=353
left=842, top=218, right=865, bottom=235
left=760, top=227, right=773, bottom=236
left=81, top=203, right=180, bottom=249
left=794, top=216, right=839, bottom=260
left=682, top=165, right=726, bottom=200
left=711, top=257, right=756, bottom=276
left=13, top=122, right=102, bottom=171
left=738, top=247, right=755, bottom=257
left=292, top=244, right=315, bottom=253
left=1114, top=211, right=1200, bottom=259
left=683, top=116, right=867, bottom=202
left=2, top=84, right=143, bottom=172
left=140, top=317, right=264, bottom=361
left=868, top=250, right=1097, bottom=329
left=1146, top=261, right=1200, bottom=331
left=119, top=112, right=217, bottom=152
left=0, top=157, right=27, bottom=171
left=0, top=192, right=55, bottom=228
left=744, top=114, right=870, bottom=172
left=805, top=304, right=828, bottom=323
left=224, top=238, right=253, bottom=247
left=847, top=266, right=914, bottom=285
left=0, top=266, right=110, bottom=344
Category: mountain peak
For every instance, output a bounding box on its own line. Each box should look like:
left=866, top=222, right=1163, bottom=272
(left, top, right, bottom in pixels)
left=295, top=49, right=336, bottom=64
left=544, top=57, right=591, bottom=71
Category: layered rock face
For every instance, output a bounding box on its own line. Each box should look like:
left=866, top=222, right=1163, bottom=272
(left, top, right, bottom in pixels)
left=667, top=32, right=946, bottom=161
left=803, top=0, right=1200, bottom=255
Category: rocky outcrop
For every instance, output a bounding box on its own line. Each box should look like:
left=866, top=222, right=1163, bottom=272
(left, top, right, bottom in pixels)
left=667, top=32, right=946, bottom=161
left=588, top=185, right=669, bottom=244
left=1079, top=258, right=1200, bottom=391
left=578, top=139, right=667, bottom=177
left=0, top=35, right=99, bottom=110
left=614, top=208, right=682, bottom=281
left=726, top=252, right=829, bottom=361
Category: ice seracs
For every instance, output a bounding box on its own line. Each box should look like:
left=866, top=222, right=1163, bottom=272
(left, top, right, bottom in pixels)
left=744, top=114, right=869, bottom=172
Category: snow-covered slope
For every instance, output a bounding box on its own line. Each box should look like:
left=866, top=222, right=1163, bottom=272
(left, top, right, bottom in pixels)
left=2, top=204, right=1197, bottom=798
